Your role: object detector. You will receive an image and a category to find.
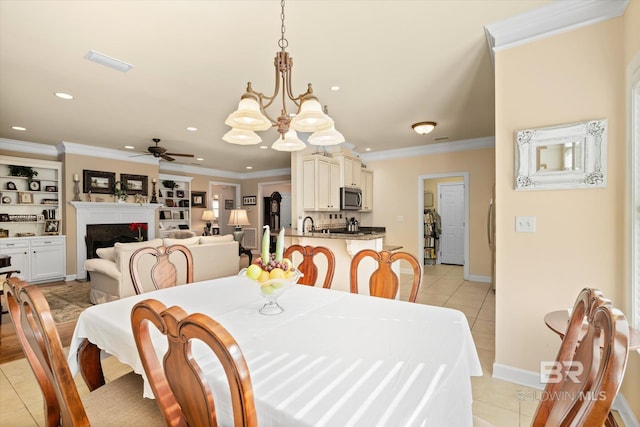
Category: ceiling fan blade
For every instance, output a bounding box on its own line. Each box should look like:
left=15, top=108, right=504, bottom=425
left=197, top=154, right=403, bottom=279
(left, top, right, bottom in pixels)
left=161, top=154, right=176, bottom=162
left=165, top=152, right=195, bottom=158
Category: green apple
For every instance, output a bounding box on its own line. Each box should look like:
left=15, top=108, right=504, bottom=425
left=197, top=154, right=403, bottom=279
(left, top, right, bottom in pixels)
left=261, top=285, right=275, bottom=295
left=246, top=264, right=263, bottom=281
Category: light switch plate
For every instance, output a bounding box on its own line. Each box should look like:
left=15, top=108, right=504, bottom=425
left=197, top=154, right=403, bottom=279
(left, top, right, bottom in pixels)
left=515, top=216, right=536, bottom=232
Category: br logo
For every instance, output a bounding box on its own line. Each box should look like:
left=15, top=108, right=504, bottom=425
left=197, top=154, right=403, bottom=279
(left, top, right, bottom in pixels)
left=540, top=361, right=584, bottom=384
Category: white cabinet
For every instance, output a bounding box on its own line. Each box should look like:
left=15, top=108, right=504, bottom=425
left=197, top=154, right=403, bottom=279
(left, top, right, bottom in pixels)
left=303, top=156, right=340, bottom=211
left=360, top=169, right=374, bottom=211
left=334, top=154, right=361, bottom=188
left=0, top=236, right=66, bottom=283
left=157, top=174, right=192, bottom=237
left=0, top=156, right=62, bottom=237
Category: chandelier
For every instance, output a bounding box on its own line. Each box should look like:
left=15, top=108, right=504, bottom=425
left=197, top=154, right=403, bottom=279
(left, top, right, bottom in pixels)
left=223, top=0, right=344, bottom=151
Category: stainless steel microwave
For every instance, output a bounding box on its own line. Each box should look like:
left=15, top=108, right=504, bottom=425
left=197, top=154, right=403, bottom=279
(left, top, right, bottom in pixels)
left=340, top=187, right=362, bottom=210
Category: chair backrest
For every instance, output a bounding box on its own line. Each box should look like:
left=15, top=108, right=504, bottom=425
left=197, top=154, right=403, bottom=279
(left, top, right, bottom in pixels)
left=283, top=244, right=335, bottom=289
left=4, top=277, right=91, bottom=426
left=131, top=299, right=258, bottom=427
left=350, top=249, right=423, bottom=302
left=129, top=244, right=194, bottom=295
left=532, top=288, right=630, bottom=426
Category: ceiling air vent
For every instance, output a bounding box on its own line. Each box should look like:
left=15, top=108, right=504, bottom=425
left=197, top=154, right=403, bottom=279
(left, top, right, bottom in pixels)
left=84, top=50, right=133, bottom=72
left=434, top=136, right=449, bottom=141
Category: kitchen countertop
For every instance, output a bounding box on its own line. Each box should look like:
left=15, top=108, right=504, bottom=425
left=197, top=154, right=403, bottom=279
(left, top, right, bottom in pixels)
left=285, top=227, right=385, bottom=241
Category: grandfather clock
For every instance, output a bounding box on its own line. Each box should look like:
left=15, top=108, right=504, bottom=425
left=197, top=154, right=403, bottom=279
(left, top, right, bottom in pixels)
left=263, top=191, right=282, bottom=253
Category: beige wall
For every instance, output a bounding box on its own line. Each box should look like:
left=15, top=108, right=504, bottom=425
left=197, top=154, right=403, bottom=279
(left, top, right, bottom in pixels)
left=365, top=147, right=495, bottom=277
left=622, top=0, right=640, bottom=417
left=495, top=10, right=639, bottom=419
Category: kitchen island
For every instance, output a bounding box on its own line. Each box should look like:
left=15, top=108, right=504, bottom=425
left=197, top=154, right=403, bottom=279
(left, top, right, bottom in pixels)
left=284, top=227, right=401, bottom=294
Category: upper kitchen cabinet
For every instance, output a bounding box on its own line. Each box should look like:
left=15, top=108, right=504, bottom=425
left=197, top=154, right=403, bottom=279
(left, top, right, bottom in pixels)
left=303, top=155, right=340, bottom=212
left=360, top=169, right=373, bottom=212
left=334, top=154, right=361, bottom=188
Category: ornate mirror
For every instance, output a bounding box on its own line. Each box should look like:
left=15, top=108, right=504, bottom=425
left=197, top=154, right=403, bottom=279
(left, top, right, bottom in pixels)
left=514, top=119, right=607, bottom=190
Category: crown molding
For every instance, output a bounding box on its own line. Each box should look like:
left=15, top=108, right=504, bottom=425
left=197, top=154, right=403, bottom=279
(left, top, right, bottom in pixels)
left=359, top=136, right=495, bottom=163
left=0, top=138, right=59, bottom=156
left=485, top=0, right=629, bottom=61
left=59, top=141, right=160, bottom=165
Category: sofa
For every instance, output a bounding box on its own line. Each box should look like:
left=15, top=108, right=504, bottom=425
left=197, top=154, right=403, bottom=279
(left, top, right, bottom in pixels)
left=84, top=234, right=241, bottom=304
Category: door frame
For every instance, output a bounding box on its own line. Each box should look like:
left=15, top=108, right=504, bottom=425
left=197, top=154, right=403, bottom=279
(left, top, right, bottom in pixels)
left=208, top=181, right=241, bottom=235
left=418, top=172, right=469, bottom=281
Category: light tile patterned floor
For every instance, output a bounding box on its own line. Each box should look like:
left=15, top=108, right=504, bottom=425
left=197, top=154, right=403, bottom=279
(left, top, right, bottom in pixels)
left=0, top=265, right=549, bottom=426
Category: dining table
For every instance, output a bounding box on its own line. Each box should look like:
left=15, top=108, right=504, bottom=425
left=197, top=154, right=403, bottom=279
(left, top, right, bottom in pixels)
left=68, top=275, right=482, bottom=426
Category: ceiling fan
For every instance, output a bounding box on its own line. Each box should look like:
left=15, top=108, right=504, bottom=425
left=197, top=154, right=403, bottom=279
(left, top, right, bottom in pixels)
left=139, top=138, right=195, bottom=162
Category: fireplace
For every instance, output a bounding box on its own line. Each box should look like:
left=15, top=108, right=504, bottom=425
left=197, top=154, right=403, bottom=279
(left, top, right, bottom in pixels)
left=71, top=202, right=160, bottom=280
left=85, top=223, right=148, bottom=259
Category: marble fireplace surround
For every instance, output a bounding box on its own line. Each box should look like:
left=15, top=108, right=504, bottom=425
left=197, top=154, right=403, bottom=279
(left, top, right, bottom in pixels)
left=71, top=202, right=160, bottom=280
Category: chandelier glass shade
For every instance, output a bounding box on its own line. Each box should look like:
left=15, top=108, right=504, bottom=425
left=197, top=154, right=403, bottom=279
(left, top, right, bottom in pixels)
left=224, top=0, right=341, bottom=152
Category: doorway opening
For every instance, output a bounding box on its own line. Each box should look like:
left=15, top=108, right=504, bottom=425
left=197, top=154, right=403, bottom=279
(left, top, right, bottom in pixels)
left=209, top=182, right=241, bottom=237
left=418, top=172, right=469, bottom=281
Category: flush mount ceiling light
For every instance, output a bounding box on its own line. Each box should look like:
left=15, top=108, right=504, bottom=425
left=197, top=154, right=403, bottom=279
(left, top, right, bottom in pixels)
left=412, top=121, right=437, bottom=135
left=224, top=0, right=341, bottom=152
left=84, top=50, right=133, bottom=73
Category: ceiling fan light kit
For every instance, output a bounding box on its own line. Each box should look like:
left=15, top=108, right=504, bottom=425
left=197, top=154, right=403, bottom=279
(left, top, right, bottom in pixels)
left=144, top=138, right=195, bottom=162
left=224, top=0, right=342, bottom=152
left=412, top=121, right=437, bottom=135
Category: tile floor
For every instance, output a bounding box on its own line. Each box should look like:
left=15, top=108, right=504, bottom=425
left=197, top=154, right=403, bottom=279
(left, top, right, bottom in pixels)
left=0, top=265, right=544, bottom=426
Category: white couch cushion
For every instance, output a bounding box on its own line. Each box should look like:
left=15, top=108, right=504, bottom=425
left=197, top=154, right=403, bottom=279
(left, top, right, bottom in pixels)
left=96, top=247, right=115, bottom=261
left=199, top=235, right=234, bottom=244
left=163, top=236, right=200, bottom=247
left=114, top=238, right=163, bottom=265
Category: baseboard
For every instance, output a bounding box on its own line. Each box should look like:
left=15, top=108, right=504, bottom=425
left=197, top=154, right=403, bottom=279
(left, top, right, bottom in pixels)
left=469, top=274, right=491, bottom=283
left=492, top=363, right=639, bottom=425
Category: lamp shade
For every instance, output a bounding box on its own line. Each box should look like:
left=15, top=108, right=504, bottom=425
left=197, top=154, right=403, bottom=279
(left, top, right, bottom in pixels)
left=271, top=129, right=306, bottom=152
left=225, top=97, right=272, bottom=131
left=222, top=128, right=262, bottom=145
left=308, top=125, right=345, bottom=146
left=201, top=210, right=216, bottom=221
left=228, top=209, right=250, bottom=227
left=290, top=98, right=333, bottom=132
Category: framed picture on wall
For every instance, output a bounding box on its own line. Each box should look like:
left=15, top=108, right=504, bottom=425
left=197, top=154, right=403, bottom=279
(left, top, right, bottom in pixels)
left=191, top=191, right=206, bottom=208
left=242, top=196, right=257, bottom=206
left=83, top=170, right=116, bottom=194
left=121, top=174, right=148, bottom=195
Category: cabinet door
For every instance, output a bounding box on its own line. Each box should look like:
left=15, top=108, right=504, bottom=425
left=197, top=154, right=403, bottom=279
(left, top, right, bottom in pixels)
left=317, top=159, right=331, bottom=210
left=302, top=159, right=317, bottom=210
left=30, top=238, right=66, bottom=282
left=0, top=240, right=30, bottom=281
left=329, top=161, right=341, bottom=211
left=361, top=170, right=373, bottom=211
left=350, top=158, right=361, bottom=188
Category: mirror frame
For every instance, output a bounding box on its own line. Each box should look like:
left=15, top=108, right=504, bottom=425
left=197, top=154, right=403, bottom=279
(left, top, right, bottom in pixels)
left=514, top=119, right=607, bottom=191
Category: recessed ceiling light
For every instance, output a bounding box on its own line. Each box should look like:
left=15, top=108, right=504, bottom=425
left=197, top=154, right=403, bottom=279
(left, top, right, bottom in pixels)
left=54, top=92, right=74, bottom=100
left=259, top=145, right=268, bottom=149
left=84, top=50, right=133, bottom=72
left=11, top=126, right=26, bottom=131
left=124, top=145, right=135, bottom=150
left=331, top=86, right=340, bottom=91
left=196, top=157, right=204, bottom=161
left=186, top=127, right=198, bottom=132
left=365, top=147, right=371, bottom=152
left=246, top=166, right=253, bottom=170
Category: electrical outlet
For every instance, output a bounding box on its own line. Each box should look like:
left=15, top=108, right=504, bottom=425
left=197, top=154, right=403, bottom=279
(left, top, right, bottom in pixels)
left=515, top=216, right=536, bottom=232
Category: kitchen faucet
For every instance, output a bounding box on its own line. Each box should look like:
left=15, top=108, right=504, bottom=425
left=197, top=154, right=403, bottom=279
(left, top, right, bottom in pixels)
left=302, top=216, right=315, bottom=233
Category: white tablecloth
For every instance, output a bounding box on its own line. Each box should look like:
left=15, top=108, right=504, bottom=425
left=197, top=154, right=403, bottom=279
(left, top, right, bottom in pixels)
left=68, top=275, right=482, bottom=427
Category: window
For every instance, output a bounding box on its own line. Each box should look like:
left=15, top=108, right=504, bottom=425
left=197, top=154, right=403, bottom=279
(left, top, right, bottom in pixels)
left=630, top=56, right=640, bottom=331
left=212, top=194, right=220, bottom=220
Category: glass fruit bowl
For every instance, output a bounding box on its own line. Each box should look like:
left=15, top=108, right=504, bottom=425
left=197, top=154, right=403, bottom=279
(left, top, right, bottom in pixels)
left=239, top=268, right=303, bottom=315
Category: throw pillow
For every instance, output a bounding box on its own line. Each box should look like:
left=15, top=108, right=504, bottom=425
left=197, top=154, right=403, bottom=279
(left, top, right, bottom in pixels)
left=96, top=247, right=115, bottom=262
left=163, top=236, right=200, bottom=247
left=199, top=234, right=235, bottom=244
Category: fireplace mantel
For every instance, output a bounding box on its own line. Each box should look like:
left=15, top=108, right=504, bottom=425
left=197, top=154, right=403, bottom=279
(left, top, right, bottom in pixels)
left=71, top=201, right=160, bottom=279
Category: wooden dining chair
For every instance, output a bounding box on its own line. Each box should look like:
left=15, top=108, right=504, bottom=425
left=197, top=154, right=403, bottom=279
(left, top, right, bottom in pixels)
left=3, top=277, right=163, bottom=427
left=283, top=244, right=335, bottom=289
left=131, top=298, right=258, bottom=427
left=129, top=244, right=194, bottom=295
left=532, top=288, right=629, bottom=427
left=350, top=249, right=423, bottom=302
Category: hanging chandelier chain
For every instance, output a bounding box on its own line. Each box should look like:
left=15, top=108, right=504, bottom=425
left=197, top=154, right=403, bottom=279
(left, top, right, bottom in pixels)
left=278, top=0, right=288, bottom=51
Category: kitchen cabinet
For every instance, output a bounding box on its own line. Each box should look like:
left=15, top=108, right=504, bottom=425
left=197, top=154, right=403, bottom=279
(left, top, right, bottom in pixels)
left=0, top=236, right=66, bottom=283
left=360, top=169, right=373, bottom=211
left=303, top=155, right=340, bottom=211
left=334, top=154, right=361, bottom=188
left=0, top=156, right=62, bottom=237
left=157, top=174, right=192, bottom=237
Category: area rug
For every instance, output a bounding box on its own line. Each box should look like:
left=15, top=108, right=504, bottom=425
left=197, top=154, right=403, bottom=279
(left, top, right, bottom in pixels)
left=40, top=282, right=92, bottom=324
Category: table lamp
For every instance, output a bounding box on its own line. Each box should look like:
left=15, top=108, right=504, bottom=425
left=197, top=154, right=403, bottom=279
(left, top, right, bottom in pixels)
left=228, top=208, right=250, bottom=245
left=201, top=209, right=216, bottom=236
